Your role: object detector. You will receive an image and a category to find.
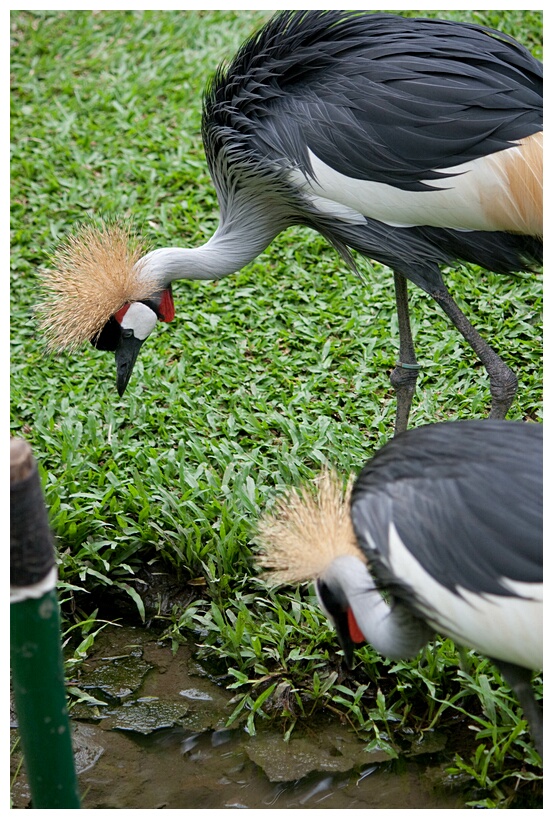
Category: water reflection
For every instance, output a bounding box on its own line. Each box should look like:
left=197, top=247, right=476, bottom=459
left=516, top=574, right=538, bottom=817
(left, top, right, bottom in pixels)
left=9, top=626, right=471, bottom=809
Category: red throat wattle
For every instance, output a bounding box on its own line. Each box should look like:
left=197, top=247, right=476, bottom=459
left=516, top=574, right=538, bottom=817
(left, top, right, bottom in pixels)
left=159, top=288, right=175, bottom=322
left=347, top=608, right=365, bottom=644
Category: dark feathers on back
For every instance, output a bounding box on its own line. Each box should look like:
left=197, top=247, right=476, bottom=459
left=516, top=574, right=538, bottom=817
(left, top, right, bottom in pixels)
left=204, top=11, right=542, bottom=187
left=350, top=420, right=542, bottom=600
left=202, top=11, right=542, bottom=286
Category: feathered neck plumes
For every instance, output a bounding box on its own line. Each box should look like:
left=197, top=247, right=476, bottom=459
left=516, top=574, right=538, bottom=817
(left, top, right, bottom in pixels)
left=37, top=222, right=156, bottom=352
left=256, top=469, right=365, bottom=584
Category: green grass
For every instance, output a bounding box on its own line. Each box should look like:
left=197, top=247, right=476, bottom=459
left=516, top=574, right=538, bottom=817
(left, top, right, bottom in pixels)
left=11, top=9, right=542, bottom=808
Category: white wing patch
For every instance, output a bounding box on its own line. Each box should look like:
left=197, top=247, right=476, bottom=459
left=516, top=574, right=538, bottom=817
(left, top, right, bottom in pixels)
left=293, top=146, right=522, bottom=233
left=301, top=193, right=367, bottom=225
left=381, top=521, right=542, bottom=670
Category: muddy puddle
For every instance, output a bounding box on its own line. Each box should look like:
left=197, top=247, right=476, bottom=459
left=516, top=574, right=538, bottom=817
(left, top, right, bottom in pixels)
left=10, top=626, right=473, bottom=809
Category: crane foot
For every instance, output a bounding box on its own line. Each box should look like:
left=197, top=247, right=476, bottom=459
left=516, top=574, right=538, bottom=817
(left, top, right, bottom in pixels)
left=487, top=363, right=518, bottom=419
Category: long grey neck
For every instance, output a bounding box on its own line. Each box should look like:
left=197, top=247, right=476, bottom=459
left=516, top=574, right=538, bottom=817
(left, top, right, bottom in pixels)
left=329, top=556, right=433, bottom=660
left=138, top=225, right=276, bottom=283
left=137, top=183, right=293, bottom=285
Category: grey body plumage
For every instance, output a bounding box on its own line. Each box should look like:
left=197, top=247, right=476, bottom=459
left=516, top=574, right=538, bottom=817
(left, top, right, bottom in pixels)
left=258, top=419, right=542, bottom=752
left=39, top=11, right=542, bottom=426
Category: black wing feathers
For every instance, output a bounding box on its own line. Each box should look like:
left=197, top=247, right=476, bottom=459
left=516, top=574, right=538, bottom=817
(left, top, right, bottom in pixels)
left=205, top=11, right=542, bottom=189
left=350, top=421, right=542, bottom=599
left=202, top=11, right=542, bottom=284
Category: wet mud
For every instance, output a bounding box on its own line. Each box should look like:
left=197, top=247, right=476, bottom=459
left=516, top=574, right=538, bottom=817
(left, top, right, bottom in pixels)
left=8, top=626, right=484, bottom=810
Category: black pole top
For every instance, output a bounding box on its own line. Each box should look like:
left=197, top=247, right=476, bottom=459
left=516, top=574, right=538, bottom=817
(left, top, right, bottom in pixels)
left=10, top=439, right=56, bottom=589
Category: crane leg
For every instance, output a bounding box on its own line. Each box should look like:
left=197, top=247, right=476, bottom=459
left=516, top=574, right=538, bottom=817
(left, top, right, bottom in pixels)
left=430, top=284, right=518, bottom=419
left=389, top=272, right=420, bottom=435
left=493, top=659, right=542, bottom=757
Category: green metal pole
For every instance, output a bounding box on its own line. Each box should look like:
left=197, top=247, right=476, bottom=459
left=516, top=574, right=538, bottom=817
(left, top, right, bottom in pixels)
left=10, top=439, right=81, bottom=809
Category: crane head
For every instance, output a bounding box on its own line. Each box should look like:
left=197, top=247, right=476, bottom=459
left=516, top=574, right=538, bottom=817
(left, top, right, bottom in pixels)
left=37, top=222, right=175, bottom=396
left=92, top=288, right=175, bottom=396
left=255, top=469, right=360, bottom=582
left=315, top=570, right=367, bottom=668
left=255, top=470, right=368, bottom=665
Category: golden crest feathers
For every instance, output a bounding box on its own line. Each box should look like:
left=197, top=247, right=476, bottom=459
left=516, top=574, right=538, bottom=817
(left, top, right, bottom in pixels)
left=36, top=222, right=157, bottom=352
left=255, top=469, right=365, bottom=585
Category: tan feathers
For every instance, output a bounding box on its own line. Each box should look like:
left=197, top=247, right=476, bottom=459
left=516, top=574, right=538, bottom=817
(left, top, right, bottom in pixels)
left=256, top=469, right=365, bottom=585
left=36, top=222, right=156, bottom=352
left=480, top=131, right=543, bottom=236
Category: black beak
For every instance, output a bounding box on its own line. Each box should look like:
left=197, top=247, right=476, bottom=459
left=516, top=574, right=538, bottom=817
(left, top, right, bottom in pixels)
left=115, top=333, right=144, bottom=396
left=331, top=610, right=356, bottom=669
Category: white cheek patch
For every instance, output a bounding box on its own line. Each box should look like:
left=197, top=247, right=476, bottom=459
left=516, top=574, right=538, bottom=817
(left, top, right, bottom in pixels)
left=121, top=302, right=158, bottom=340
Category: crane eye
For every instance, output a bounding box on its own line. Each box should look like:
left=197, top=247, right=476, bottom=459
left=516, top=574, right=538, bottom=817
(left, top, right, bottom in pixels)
left=121, top=328, right=134, bottom=339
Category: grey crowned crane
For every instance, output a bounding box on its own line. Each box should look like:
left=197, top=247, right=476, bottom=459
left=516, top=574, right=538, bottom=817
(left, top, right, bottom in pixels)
left=256, top=420, right=543, bottom=754
left=38, top=11, right=542, bottom=433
